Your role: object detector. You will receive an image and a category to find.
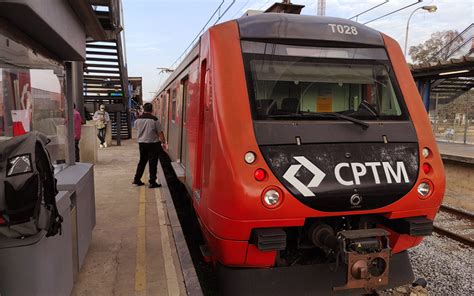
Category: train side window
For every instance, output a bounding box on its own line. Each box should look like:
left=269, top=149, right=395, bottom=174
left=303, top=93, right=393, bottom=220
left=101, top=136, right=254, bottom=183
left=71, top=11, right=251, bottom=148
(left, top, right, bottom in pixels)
left=171, top=88, right=177, bottom=123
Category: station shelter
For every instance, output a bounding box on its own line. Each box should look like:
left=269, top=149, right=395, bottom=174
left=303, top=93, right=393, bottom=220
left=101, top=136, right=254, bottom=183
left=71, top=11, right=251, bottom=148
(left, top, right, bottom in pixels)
left=0, top=0, right=108, bottom=294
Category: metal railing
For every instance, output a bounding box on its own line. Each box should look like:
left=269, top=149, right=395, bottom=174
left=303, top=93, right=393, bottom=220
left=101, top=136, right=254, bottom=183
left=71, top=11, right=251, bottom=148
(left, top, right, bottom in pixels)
left=428, top=23, right=474, bottom=62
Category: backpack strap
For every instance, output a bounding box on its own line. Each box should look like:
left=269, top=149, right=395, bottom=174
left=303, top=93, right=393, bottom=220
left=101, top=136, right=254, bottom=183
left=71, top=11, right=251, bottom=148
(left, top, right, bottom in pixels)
left=35, top=141, right=63, bottom=237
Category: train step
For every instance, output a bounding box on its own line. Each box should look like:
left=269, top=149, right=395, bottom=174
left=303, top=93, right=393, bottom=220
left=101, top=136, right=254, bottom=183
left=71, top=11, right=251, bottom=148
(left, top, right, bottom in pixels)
left=199, top=244, right=212, bottom=263
left=171, top=162, right=185, bottom=182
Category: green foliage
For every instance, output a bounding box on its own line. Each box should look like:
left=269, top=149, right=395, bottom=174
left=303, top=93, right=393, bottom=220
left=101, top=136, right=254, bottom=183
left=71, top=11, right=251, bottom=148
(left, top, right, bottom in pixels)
left=409, top=30, right=462, bottom=64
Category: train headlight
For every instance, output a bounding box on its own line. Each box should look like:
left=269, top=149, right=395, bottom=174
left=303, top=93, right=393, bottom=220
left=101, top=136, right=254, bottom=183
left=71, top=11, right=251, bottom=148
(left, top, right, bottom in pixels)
left=417, top=182, right=431, bottom=198
left=422, top=148, right=431, bottom=158
left=244, top=152, right=256, bottom=164
left=262, top=187, right=283, bottom=209
left=264, top=190, right=280, bottom=206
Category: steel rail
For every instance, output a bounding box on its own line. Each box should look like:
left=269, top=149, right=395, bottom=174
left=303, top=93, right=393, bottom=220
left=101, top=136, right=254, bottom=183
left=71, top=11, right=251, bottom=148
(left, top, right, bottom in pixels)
left=432, top=225, right=474, bottom=248
left=440, top=204, right=474, bottom=221
left=433, top=205, right=474, bottom=248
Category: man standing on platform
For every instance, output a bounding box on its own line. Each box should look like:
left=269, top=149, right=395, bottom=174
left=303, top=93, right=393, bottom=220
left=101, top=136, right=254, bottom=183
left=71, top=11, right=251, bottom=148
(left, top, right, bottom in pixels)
left=132, top=103, right=166, bottom=188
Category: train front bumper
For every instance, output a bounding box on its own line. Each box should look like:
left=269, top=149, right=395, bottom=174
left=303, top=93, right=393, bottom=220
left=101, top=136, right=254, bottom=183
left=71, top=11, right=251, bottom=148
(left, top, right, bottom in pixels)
left=217, top=251, right=414, bottom=296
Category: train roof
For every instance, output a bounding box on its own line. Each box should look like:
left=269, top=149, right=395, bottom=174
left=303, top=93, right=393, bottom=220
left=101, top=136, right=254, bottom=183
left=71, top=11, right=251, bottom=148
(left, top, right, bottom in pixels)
left=155, top=13, right=385, bottom=97
left=237, top=13, right=384, bottom=47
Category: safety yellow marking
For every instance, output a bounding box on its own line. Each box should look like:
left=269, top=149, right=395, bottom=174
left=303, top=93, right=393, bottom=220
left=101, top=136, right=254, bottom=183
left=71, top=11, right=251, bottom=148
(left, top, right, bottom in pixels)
left=135, top=186, right=147, bottom=294
left=155, top=189, right=181, bottom=295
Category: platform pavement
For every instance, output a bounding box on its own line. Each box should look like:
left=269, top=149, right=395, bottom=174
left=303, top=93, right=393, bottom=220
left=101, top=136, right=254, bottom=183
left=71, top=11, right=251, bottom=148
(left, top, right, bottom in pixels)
left=72, top=138, right=186, bottom=296
left=437, top=141, right=474, bottom=164
left=436, top=141, right=474, bottom=212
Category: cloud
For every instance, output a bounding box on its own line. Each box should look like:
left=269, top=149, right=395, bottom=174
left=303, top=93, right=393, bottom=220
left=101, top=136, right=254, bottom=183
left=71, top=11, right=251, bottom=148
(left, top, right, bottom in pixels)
left=125, top=0, right=473, bottom=101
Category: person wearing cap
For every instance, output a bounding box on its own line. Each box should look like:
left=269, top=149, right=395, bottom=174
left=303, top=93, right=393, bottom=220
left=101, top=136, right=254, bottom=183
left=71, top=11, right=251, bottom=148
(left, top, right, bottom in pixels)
left=132, top=102, right=166, bottom=188
left=93, top=104, right=110, bottom=148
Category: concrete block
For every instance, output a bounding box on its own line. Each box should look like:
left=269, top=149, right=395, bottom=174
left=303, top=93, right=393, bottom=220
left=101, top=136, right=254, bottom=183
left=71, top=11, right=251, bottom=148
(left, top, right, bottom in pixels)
left=79, top=124, right=98, bottom=163
left=56, top=163, right=96, bottom=268
left=46, top=124, right=67, bottom=163
left=106, top=122, right=112, bottom=146
left=443, top=160, right=474, bottom=212
left=0, top=191, right=74, bottom=296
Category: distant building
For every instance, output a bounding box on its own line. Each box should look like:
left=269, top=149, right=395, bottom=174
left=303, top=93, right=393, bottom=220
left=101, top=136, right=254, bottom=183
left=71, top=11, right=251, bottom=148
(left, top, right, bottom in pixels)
left=129, top=76, right=143, bottom=106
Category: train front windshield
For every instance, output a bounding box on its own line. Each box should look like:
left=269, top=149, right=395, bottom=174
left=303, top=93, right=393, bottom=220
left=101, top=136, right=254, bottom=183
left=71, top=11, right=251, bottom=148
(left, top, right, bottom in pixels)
left=241, top=41, right=408, bottom=121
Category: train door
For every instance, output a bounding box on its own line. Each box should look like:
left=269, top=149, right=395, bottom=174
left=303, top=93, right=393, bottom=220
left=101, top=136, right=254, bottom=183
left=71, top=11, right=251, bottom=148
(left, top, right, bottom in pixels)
left=192, top=60, right=207, bottom=201
left=164, top=90, right=170, bottom=141
left=180, top=78, right=189, bottom=167
left=195, top=58, right=214, bottom=205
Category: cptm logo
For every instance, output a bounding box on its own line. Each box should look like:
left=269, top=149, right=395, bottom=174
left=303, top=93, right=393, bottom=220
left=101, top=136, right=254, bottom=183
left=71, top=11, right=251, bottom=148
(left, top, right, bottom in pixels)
left=283, top=156, right=410, bottom=197
left=283, top=156, right=326, bottom=197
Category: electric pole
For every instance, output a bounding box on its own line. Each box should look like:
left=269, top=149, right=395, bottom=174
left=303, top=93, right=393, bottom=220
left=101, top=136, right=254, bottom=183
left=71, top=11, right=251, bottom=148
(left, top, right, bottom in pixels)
left=317, top=0, right=326, bottom=16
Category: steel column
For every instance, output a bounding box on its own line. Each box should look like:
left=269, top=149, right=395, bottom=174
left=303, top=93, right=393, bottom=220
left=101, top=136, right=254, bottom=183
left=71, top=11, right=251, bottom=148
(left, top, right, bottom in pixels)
left=422, top=80, right=431, bottom=111
left=65, top=62, right=76, bottom=165
left=416, top=79, right=431, bottom=112
left=72, top=62, right=85, bottom=121
left=116, top=111, right=122, bottom=146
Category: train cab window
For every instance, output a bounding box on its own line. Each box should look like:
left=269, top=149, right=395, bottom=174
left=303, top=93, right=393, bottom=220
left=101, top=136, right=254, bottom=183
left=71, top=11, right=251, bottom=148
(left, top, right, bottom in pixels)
left=171, top=88, right=177, bottom=122
left=241, top=41, right=407, bottom=121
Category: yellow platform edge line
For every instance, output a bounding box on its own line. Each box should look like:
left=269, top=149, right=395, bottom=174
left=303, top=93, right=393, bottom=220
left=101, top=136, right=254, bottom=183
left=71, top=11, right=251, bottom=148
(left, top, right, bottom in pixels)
left=135, top=186, right=147, bottom=293
left=155, top=188, right=181, bottom=296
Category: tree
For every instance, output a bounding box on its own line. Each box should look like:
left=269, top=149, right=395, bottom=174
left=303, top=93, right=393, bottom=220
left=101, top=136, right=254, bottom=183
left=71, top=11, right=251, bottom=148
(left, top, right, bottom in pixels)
left=409, top=30, right=463, bottom=64
left=436, top=91, right=474, bottom=121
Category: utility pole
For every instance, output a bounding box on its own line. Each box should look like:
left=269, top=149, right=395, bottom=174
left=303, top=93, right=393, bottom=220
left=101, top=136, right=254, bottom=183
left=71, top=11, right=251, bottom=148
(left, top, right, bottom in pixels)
left=317, top=0, right=326, bottom=16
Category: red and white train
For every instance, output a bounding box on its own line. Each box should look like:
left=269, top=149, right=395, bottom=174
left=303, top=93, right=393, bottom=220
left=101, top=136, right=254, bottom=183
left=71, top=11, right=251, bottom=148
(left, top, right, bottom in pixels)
left=152, top=10, right=445, bottom=295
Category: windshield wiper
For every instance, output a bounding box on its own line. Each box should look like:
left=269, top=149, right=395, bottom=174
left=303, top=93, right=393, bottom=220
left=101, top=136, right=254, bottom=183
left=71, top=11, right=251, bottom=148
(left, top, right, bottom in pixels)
left=299, top=112, right=370, bottom=130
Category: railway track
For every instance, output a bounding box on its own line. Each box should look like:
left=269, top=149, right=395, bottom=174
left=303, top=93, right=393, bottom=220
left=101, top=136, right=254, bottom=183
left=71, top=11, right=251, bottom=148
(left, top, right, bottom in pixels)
left=433, top=205, right=474, bottom=248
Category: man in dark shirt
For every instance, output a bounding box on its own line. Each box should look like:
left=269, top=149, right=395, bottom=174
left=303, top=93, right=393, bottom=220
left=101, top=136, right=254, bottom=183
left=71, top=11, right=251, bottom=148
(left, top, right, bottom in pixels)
left=132, top=103, right=166, bottom=188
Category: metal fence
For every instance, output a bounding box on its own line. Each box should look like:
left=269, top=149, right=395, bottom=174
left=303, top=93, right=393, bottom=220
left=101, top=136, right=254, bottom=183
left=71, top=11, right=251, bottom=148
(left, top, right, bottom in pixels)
left=429, top=92, right=473, bottom=144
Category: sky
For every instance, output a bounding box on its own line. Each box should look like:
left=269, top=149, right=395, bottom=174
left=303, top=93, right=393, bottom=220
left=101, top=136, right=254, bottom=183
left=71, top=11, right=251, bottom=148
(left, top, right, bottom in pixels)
left=122, top=0, right=474, bottom=102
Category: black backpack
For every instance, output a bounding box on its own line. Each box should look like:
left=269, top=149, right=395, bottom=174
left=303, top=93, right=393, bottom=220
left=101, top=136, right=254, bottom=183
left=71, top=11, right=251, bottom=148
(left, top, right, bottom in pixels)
left=0, top=132, right=63, bottom=239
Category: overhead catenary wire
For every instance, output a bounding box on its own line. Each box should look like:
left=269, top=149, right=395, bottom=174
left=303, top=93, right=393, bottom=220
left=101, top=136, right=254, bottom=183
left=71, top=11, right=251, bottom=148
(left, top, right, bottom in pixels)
left=349, top=0, right=389, bottom=21
left=156, top=0, right=239, bottom=92
left=168, top=0, right=237, bottom=71
left=363, top=0, right=423, bottom=25
left=257, top=0, right=272, bottom=11
left=230, top=0, right=251, bottom=19
left=230, top=0, right=272, bottom=20
left=214, top=0, right=236, bottom=25
left=169, top=0, right=225, bottom=70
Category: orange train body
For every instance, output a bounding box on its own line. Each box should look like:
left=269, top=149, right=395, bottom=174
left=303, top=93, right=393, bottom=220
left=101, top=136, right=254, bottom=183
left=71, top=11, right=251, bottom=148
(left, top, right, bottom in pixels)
left=153, top=13, right=445, bottom=293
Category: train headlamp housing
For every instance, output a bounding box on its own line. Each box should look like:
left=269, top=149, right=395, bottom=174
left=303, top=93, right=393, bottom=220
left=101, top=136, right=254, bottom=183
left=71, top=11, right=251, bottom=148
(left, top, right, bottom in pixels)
left=262, top=187, right=283, bottom=209
left=417, top=181, right=432, bottom=199
left=422, top=148, right=431, bottom=158
left=422, top=163, right=431, bottom=174
left=254, top=169, right=266, bottom=181
left=244, top=152, right=256, bottom=164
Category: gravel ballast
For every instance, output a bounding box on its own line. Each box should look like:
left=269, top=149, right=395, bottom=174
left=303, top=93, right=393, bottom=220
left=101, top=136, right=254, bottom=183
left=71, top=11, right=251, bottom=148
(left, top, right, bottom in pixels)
left=407, top=233, right=474, bottom=295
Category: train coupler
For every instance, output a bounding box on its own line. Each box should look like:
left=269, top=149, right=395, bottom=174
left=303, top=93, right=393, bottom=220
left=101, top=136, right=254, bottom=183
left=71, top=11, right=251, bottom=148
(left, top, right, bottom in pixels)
left=334, top=228, right=391, bottom=292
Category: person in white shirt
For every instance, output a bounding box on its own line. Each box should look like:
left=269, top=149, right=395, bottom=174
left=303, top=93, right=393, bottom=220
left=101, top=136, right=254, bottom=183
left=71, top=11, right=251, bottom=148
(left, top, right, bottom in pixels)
left=132, top=103, right=166, bottom=188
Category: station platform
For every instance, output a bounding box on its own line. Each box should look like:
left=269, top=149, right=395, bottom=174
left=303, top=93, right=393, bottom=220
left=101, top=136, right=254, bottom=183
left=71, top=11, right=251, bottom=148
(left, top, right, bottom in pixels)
left=436, top=141, right=474, bottom=212
left=437, top=141, right=474, bottom=164
left=72, top=139, right=191, bottom=295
